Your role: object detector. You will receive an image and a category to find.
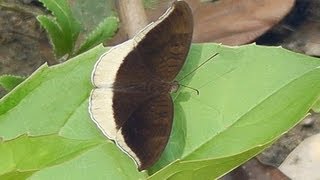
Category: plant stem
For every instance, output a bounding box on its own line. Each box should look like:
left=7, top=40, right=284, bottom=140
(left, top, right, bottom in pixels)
left=117, top=0, right=148, bottom=38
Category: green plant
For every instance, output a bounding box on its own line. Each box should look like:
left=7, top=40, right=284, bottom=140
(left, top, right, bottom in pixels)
left=1, top=0, right=320, bottom=179
left=37, top=0, right=119, bottom=59
left=0, top=75, right=25, bottom=92
left=0, top=0, right=118, bottom=92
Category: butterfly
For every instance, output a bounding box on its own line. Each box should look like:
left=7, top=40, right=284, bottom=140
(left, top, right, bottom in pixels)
left=89, top=0, right=193, bottom=170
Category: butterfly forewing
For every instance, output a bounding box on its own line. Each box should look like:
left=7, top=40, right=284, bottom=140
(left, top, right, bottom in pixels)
left=135, top=1, right=193, bottom=81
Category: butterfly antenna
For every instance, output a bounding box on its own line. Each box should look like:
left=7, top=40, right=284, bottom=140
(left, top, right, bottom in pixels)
left=178, top=53, right=219, bottom=82
left=179, top=84, right=200, bottom=95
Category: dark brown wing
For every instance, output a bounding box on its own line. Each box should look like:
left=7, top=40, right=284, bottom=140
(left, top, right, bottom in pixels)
left=112, top=48, right=153, bottom=130
left=113, top=0, right=193, bottom=133
left=112, top=1, right=193, bottom=170
left=134, top=0, right=193, bottom=81
left=116, top=94, right=173, bottom=170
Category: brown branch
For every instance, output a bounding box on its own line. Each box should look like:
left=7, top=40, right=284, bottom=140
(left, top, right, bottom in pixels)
left=117, top=0, right=148, bottom=38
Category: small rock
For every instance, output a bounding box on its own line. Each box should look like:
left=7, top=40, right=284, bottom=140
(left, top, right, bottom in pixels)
left=279, top=133, right=320, bottom=180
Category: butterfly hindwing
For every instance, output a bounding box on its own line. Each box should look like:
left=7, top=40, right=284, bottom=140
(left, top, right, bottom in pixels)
left=90, top=40, right=152, bottom=139
left=115, top=94, right=173, bottom=170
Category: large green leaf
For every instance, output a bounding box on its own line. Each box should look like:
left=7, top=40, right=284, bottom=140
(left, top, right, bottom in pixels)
left=150, top=44, right=320, bottom=178
left=312, top=98, right=320, bottom=113
left=0, top=43, right=320, bottom=179
left=149, top=142, right=273, bottom=180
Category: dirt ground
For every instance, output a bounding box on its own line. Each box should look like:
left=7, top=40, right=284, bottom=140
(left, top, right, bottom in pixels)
left=0, top=1, right=52, bottom=97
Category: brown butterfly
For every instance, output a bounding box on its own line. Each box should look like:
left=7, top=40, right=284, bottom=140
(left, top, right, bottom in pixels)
left=89, top=0, right=193, bottom=170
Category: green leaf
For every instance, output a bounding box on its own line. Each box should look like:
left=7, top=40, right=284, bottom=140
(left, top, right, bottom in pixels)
left=37, top=0, right=81, bottom=58
left=0, top=43, right=320, bottom=179
left=0, top=135, right=100, bottom=175
left=37, top=0, right=119, bottom=59
left=312, top=98, right=320, bottom=113
left=150, top=142, right=273, bottom=179
left=66, top=0, right=118, bottom=57
left=149, top=44, right=320, bottom=178
left=76, top=17, right=119, bottom=55
left=151, top=45, right=320, bottom=178
left=69, top=0, right=117, bottom=37
left=0, top=75, right=25, bottom=92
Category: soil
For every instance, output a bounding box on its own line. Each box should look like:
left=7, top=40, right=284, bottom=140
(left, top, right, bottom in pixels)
left=0, top=0, right=53, bottom=97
